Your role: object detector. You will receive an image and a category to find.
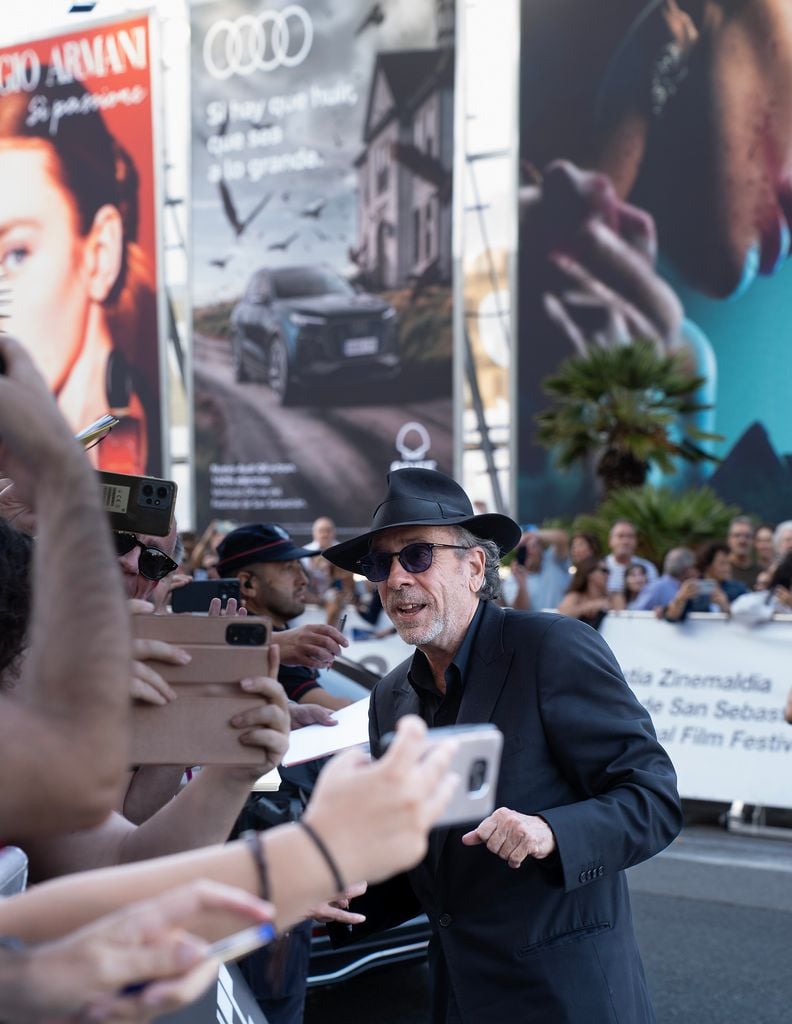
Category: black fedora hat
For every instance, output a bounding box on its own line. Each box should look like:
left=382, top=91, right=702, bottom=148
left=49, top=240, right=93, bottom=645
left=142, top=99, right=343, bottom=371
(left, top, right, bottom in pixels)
left=322, top=468, right=521, bottom=572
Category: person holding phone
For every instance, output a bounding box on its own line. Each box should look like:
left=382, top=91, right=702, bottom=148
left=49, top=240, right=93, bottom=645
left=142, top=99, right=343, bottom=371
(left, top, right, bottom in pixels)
left=664, top=541, right=749, bottom=621
left=500, top=526, right=570, bottom=611
left=322, top=468, right=682, bottom=1024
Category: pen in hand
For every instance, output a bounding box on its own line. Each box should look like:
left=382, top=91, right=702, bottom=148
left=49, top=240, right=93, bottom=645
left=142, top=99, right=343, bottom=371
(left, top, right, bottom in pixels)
left=120, top=921, right=276, bottom=996
left=337, top=612, right=347, bottom=634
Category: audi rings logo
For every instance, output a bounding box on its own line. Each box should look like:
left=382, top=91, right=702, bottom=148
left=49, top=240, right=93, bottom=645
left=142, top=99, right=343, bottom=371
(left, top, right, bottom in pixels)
left=203, top=6, right=314, bottom=79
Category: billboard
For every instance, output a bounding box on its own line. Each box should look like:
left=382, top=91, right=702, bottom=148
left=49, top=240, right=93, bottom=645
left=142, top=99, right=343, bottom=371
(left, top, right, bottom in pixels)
left=0, top=14, right=164, bottom=474
left=517, top=1, right=792, bottom=525
left=190, top=0, right=455, bottom=535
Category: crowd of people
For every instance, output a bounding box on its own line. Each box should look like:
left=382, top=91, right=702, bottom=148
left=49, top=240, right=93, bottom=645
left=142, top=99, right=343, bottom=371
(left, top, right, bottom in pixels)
left=178, top=509, right=792, bottom=636
left=0, top=331, right=690, bottom=1023
left=501, top=515, right=792, bottom=627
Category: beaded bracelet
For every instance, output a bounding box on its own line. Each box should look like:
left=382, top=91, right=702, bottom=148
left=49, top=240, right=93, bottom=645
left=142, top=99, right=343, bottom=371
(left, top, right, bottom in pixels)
left=298, top=819, right=346, bottom=893
left=241, top=830, right=270, bottom=900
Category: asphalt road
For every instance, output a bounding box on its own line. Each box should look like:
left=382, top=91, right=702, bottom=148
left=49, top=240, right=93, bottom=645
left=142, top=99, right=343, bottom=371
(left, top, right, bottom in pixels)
left=304, top=824, right=792, bottom=1023
left=193, top=333, right=453, bottom=528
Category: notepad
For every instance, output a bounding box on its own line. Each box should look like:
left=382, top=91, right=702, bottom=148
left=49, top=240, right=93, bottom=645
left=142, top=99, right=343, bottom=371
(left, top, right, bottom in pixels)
left=281, top=695, right=371, bottom=766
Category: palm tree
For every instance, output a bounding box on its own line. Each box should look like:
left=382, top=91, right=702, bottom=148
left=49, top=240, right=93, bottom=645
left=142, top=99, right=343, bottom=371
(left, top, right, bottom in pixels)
left=535, top=340, right=721, bottom=495
left=571, top=486, right=741, bottom=568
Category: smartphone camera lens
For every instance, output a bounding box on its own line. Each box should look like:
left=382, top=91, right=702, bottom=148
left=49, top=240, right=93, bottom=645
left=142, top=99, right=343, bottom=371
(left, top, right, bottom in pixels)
left=142, top=484, right=154, bottom=497
left=226, top=623, right=266, bottom=646
left=157, top=486, right=168, bottom=499
left=467, top=759, right=487, bottom=793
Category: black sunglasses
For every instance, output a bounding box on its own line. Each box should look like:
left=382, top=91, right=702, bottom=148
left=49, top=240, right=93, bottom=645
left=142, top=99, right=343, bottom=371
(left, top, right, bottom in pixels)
left=114, top=531, right=179, bottom=581
left=357, top=542, right=469, bottom=583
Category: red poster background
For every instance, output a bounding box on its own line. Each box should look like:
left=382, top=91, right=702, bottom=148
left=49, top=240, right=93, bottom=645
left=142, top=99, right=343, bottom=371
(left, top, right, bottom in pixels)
left=0, top=14, right=163, bottom=474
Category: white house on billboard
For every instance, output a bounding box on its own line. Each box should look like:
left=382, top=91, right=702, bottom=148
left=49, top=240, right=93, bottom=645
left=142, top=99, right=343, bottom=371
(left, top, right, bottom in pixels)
left=355, top=46, right=454, bottom=292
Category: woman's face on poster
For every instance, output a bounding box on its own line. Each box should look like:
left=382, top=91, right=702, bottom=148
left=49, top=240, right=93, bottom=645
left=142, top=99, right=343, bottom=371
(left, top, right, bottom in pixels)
left=0, top=141, right=94, bottom=393
left=637, top=0, right=792, bottom=298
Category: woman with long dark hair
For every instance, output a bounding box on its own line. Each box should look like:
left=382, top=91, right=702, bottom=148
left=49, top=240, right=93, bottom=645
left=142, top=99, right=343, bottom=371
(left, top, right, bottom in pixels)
left=557, top=554, right=612, bottom=628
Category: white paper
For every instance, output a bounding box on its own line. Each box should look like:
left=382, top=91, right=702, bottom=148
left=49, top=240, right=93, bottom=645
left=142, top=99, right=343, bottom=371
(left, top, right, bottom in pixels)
left=281, top=695, right=371, bottom=766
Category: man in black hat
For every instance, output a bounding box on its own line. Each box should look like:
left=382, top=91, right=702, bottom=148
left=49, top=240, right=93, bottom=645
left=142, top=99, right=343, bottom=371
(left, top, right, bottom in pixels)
left=324, top=467, right=682, bottom=1024
left=217, top=523, right=351, bottom=710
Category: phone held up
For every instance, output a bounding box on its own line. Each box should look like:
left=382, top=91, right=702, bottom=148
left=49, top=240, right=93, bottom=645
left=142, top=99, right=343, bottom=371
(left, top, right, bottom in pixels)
left=381, top=722, right=503, bottom=828
left=129, top=615, right=272, bottom=766
left=171, top=578, right=241, bottom=613
left=98, top=470, right=177, bottom=537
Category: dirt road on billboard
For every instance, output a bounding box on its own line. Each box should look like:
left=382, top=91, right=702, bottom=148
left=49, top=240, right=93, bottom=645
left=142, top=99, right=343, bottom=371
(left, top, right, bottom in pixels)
left=194, top=333, right=452, bottom=525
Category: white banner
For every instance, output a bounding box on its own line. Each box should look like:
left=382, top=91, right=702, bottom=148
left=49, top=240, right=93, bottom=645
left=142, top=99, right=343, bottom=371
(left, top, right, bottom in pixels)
left=600, top=612, right=792, bottom=807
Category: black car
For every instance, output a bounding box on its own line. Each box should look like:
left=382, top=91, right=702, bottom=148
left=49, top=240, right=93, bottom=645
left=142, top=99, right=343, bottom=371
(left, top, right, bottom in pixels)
left=307, top=915, right=431, bottom=988
left=230, top=265, right=399, bottom=404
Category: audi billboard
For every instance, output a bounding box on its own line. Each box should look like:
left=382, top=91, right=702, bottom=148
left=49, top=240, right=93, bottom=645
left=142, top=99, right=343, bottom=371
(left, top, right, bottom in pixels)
left=190, top=0, right=456, bottom=535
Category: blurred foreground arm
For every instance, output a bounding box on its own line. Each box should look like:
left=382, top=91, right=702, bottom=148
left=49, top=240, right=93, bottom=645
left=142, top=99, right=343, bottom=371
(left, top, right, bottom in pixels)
left=0, top=336, right=131, bottom=838
left=1, top=716, right=457, bottom=943
left=1, top=881, right=272, bottom=1024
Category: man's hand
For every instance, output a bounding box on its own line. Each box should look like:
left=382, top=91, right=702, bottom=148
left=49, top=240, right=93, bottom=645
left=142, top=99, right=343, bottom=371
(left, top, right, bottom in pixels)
left=461, top=808, right=556, bottom=868
left=150, top=572, right=192, bottom=615
left=711, top=585, right=731, bottom=613
left=774, top=585, right=792, bottom=610
left=208, top=597, right=246, bottom=617
left=309, top=881, right=367, bottom=925
left=128, top=600, right=188, bottom=705
left=227, top=646, right=290, bottom=774
left=676, top=578, right=700, bottom=603
left=273, top=623, right=348, bottom=669
left=289, top=703, right=338, bottom=730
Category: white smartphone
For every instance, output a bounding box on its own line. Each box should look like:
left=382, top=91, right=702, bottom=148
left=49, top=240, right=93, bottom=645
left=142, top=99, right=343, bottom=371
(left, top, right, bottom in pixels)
left=382, top=722, right=504, bottom=829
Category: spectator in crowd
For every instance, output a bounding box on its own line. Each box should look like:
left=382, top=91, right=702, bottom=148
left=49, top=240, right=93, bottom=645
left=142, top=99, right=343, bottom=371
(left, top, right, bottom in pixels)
left=0, top=336, right=131, bottom=838
left=605, top=520, right=658, bottom=596
left=612, top=562, right=650, bottom=611
left=731, top=553, right=792, bottom=626
left=322, top=468, right=681, bottom=1024
left=664, top=542, right=748, bottom=621
left=217, top=523, right=353, bottom=710
left=569, top=530, right=602, bottom=567
left=189, top=519, right=237, bottom=579
left=754, top=525, right=776, bottom=572
left=557, top=555, right=612, bottom=628
left=727, top=516, right=759, bottom=588
left=302, top=516, right=356, bottom=625
left=773, top=520, right=792, bottom=560
left=176, top=528, right=197, bottom=569
left=632, top=547, right=697, bottom=613
left=502, top=526, right=570, bottom=610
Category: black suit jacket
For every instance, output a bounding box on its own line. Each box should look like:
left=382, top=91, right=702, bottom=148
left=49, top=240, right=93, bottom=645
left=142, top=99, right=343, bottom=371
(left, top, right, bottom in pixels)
left=334, top=602, right=682, bottom=1023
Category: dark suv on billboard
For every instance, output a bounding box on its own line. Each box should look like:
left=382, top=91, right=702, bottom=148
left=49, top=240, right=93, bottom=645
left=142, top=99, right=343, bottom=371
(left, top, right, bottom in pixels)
left=230, top=265, right=399, bottom=404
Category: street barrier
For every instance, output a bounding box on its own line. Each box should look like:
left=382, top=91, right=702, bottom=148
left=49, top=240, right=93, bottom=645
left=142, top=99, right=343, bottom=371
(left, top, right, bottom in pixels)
left=600, top=611, right=792, bottom=808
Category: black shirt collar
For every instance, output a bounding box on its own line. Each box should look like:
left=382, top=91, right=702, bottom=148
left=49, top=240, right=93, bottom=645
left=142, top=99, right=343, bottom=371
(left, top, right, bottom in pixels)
left=408, top=600, right=485, bottom=699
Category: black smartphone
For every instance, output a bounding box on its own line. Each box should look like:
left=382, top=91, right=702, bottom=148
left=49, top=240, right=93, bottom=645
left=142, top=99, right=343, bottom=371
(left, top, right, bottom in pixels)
left=99, top=471, right=177, bottom=537
left=171, top=578, right=241, bottom=613
left=516, top=545, right=527, bottom=566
